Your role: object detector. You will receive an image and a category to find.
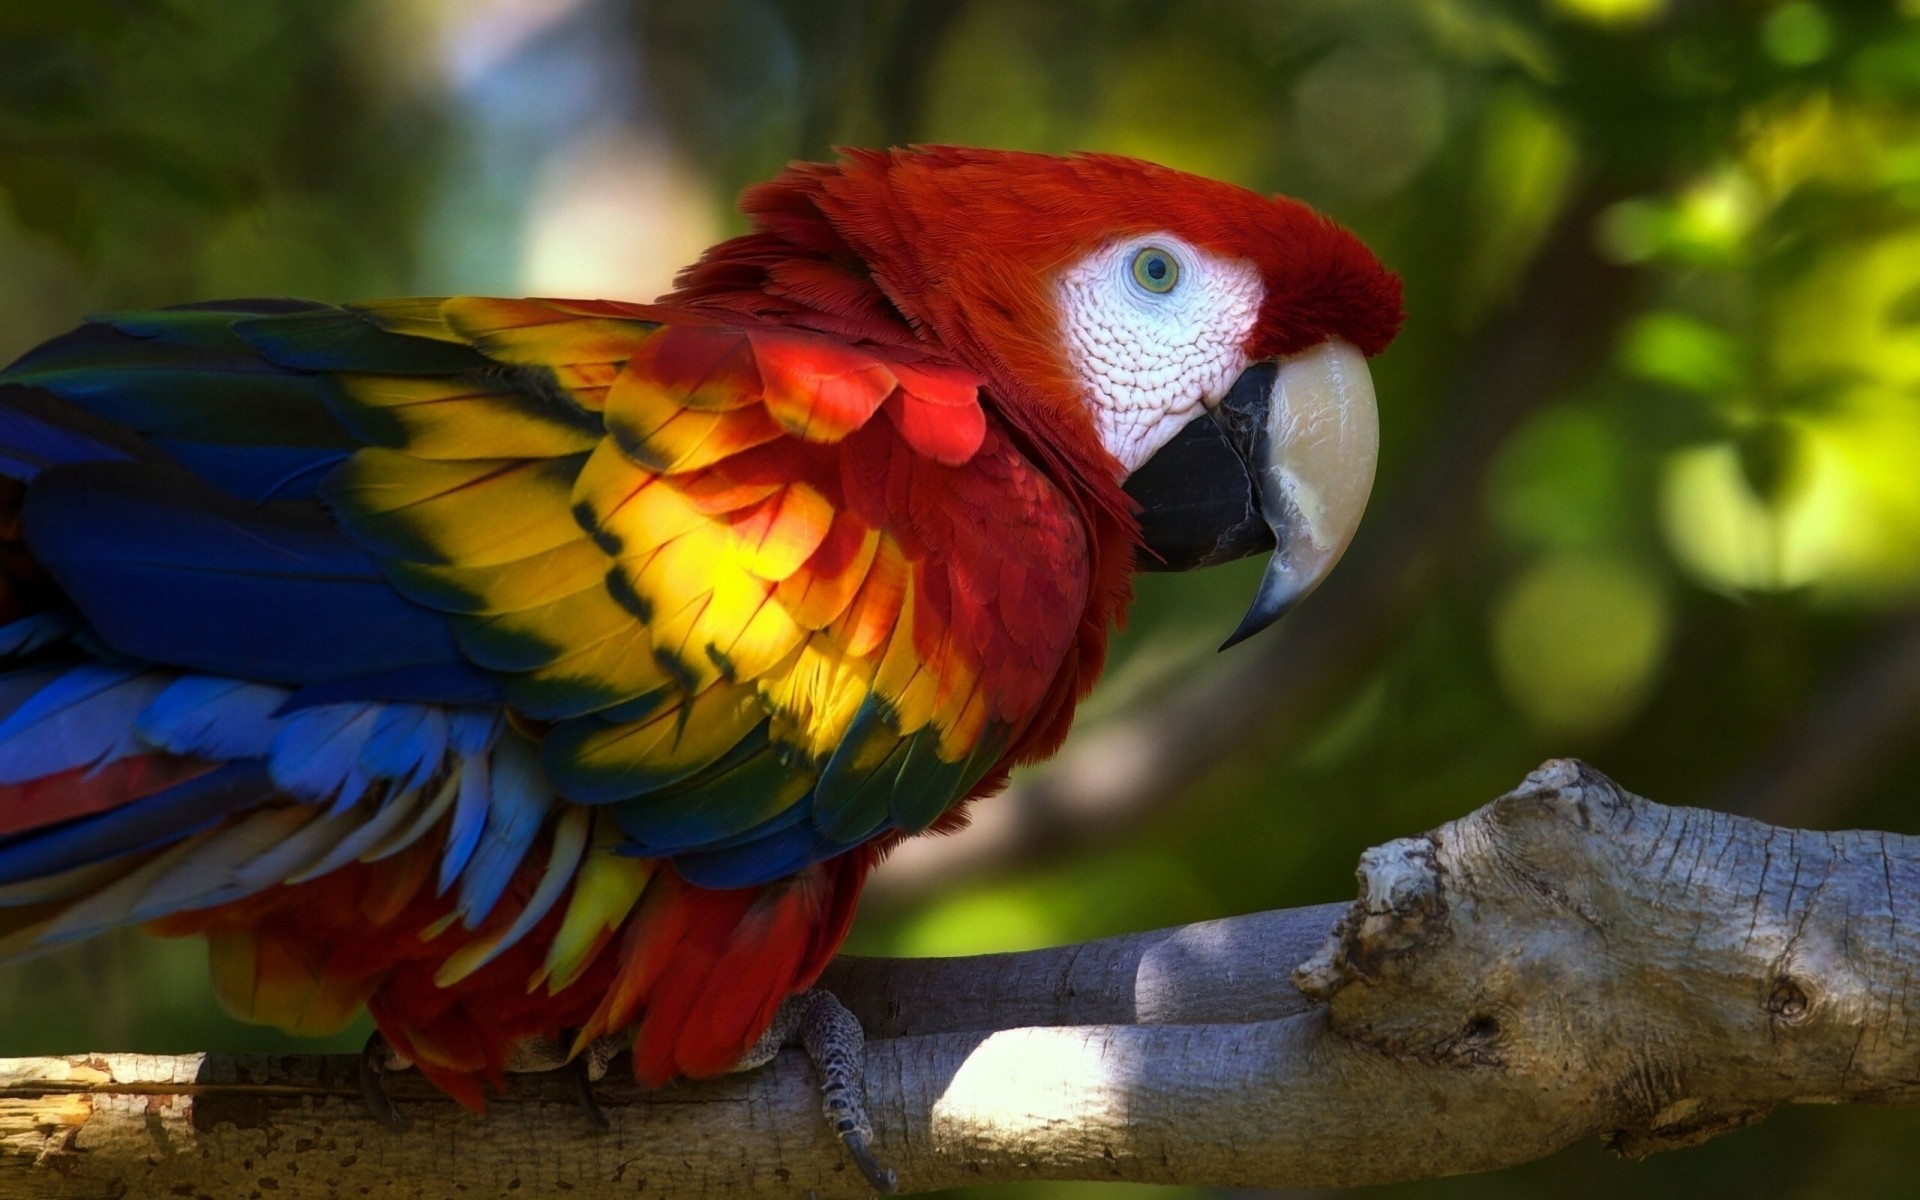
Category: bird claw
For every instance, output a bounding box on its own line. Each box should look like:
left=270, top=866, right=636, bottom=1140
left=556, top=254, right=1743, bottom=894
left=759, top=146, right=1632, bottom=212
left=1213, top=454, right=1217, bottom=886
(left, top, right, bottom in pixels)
left=359, top=1031, right=408, bottom=1132
left=359, top=1026, right=619, bottom=1135
left=503, top=1029, right=624, bottom=1132
left=750, top=989, right=896, bottom=1194
left=562, top=1030, right=612, bottom=1133
left=840, top=1127, right=897, bottom=1195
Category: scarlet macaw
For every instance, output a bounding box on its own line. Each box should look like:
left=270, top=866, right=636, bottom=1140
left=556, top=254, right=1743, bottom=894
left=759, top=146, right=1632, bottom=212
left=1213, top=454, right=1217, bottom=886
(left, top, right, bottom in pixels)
left=0, top=148, right=1398, bottom=1183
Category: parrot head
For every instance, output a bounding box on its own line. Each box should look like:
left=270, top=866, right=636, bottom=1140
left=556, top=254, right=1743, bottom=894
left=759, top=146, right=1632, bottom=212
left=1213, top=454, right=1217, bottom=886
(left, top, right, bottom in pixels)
left=674, top=147, right=1404, bottom=646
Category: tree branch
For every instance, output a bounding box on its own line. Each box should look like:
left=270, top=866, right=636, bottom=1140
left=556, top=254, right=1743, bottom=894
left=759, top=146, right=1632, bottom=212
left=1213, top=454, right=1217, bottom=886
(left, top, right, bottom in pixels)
left=8, top=759, right=1920, bottom=1198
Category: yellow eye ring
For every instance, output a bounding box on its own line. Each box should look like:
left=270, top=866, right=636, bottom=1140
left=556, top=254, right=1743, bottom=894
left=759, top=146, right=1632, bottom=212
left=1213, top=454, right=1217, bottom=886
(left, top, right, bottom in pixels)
left=1130, top=246, right=1180, bottom=294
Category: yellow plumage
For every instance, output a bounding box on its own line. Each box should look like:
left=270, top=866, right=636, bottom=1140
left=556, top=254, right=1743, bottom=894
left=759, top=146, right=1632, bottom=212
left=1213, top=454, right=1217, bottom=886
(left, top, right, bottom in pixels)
left=540, top=820, right=655, bottom=994
left=333, top=373, right=599, bottom=460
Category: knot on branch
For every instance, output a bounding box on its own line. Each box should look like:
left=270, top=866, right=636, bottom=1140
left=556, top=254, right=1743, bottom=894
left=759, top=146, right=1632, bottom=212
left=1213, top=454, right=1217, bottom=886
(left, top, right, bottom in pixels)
left=1282, top=756, right=1920, bottom=1160
left=1294, top=836, right=1446, bottom=1000
left=1293, top=758, right=1620, bottom=1014
left=1490, top=757, right=1631, bottom=839
left=1288, top=760, right=1681, bottom=1077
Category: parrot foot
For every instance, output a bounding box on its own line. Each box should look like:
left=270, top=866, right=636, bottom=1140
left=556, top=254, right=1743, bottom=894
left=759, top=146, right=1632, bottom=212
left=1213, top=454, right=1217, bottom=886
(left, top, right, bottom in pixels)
left=503, top=1029, right=629, bottom=1132
left=359, top=1031, right=411, bottom=1132
left=741, top=989, right=896, bottom=1195
left=562, top=1028, right=620, bottom=1133
left=569, top=1053, right=612, bottom=1133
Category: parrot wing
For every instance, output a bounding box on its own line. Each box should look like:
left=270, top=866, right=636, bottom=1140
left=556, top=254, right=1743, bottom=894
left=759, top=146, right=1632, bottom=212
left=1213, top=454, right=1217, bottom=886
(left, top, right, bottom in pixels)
left=314, top=297, right=1088, bottom=881
left=0, top=298, right=1090, bottom=1070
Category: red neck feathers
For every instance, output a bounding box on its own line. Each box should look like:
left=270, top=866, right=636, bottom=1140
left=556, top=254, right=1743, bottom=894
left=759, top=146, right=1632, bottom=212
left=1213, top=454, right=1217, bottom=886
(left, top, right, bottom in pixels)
left=662, top=150, right=1121, bottom=520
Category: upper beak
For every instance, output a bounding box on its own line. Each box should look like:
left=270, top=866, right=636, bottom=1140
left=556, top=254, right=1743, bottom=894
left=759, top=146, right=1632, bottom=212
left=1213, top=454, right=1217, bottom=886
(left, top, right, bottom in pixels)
left=1120, top=338, right=1379, bottom=649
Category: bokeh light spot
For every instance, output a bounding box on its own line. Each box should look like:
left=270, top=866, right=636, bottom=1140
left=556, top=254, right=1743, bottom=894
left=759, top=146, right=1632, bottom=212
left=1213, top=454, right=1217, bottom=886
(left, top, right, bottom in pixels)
left=1492, top=552, right=1670, bottom=736
left=1487, top=405, right=1630, bottom=550
left=1763, top=2, right=1834, bottom=67
left=1660, top=436, right=1843, bottom=593
left=897, top=889, right=1065, bottom=958
left=1622, top=311, right=1743, bottom=394
left=1598, top=198, right=1667, bottom=264
left=519, top=129, right=722, bottom=300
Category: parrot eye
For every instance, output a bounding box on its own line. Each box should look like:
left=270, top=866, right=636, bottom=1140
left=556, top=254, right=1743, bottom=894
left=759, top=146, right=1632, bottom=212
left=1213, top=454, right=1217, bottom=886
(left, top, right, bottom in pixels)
left=1130, top=246, right=1181, bottom=295
left=1055, top=231, right=1265, bottom=473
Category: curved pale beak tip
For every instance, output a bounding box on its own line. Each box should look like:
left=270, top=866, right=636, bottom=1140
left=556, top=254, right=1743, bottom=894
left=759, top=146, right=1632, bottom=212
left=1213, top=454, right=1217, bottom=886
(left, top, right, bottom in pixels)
left=1219, top=338, right=1378, bottom=652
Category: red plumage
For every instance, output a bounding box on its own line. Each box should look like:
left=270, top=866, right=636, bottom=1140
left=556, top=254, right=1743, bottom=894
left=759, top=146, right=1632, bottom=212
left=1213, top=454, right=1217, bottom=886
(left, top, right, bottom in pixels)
left=0, top=147, right=1403, bottom=1113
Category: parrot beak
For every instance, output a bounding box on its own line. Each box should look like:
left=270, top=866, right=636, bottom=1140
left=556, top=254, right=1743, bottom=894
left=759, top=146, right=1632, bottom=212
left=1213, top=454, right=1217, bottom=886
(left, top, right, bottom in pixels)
left=1121, top=338, right=1379, bottom=650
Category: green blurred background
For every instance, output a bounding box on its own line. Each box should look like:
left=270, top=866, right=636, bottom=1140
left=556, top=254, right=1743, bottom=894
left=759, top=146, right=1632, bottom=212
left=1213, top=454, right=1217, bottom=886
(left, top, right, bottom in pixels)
left=5, top=0, right=1920, bottom=1195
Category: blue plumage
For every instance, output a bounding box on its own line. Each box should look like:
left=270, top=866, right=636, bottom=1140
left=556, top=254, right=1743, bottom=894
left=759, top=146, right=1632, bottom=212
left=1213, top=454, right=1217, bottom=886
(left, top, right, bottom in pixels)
left=149, top=439, right=349, bottom=503
left=0, top=612, right=80, bottom=657
left=5, top=314, right=354, bottom=449
left=269, top=705, right=382, bottom=811
left=22, top=462, right=473, bottom=685
left=281, top=663, right=501, bottom=708
left=448, top=710, right=502, bottom=757
left=454, top=733, right=553, bottom=926
left=361, top=705, right=449, bottom=795
left=0, top=661, right=521, bottom=932
left=232, top=308, right=493, bottom=376
left=0, top=390, right=154, bottom=480
left=0, top=665, right=163, bottom=783
left=135, top=676, right=285, bottom=761
left=439, top=751, right=492, bottom=894
left=671, top=819, right=861, bottom=890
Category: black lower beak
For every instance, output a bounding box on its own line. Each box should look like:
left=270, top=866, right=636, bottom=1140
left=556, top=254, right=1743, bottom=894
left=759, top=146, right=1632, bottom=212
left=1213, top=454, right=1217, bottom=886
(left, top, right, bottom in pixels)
left=1121, top=363, right=1277, bottom=574
left=1121, top=342, right=1379, bottom=651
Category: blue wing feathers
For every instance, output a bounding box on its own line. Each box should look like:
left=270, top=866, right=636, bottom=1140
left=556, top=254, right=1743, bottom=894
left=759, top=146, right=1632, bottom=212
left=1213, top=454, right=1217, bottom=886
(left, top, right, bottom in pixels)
left=6, top=304, right=358, bottom=450
left=281, top=664, right=501, bottom=708
left=439, top=750, right=491, bottom=893
left=0, top=612, right=81, bottom=657
left=135, top=677, right=286, bottom=761
left=361, top=706, right=448, bottom=794
left=149, top=439, right=349, bottom=503
left=231, top=309, right=493, bottom=376
left=670, top=821, right=857, bottom=890
left=453, top=733, right=553, bottom=927
left=0, top=298, right=957, bottom=960
left=0, top=389, right=158, bottom=480
left=0, top=665, right=165, bottom=783
left=268, top=705, right=382, bottom=811
left=21, top=462, right=472, bottom=685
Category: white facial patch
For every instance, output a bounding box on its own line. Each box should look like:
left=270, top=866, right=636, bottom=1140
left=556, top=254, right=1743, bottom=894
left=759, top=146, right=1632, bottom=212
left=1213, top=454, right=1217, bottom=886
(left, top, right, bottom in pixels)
left=1055, top=233, right=1264, bottom=474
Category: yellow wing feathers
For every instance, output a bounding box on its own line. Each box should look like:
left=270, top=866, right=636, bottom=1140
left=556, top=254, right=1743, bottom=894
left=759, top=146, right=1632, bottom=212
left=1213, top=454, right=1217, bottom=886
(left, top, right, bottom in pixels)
left=318, top=297, right=1082, bottom=883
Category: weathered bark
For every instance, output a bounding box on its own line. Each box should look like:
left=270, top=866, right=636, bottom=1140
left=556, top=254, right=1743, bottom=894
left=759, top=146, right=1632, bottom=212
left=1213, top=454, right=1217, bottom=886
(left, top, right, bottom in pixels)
left=6, top=758, right=1920, bottom=1198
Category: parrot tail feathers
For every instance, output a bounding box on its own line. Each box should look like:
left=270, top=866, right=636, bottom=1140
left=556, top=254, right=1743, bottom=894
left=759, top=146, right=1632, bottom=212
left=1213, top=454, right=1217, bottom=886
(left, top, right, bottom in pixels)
left=0, top=762, right=283, bottom=956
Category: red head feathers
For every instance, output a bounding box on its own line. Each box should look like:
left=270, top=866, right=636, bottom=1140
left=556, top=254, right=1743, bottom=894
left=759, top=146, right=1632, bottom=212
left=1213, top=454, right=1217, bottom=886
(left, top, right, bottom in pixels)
left=666, top=147, right=1402, bottom=483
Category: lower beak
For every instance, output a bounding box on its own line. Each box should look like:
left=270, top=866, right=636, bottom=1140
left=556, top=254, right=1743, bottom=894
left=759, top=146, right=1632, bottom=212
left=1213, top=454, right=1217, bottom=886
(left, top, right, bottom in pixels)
left=1121, top=338, right=1378, bottom=649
